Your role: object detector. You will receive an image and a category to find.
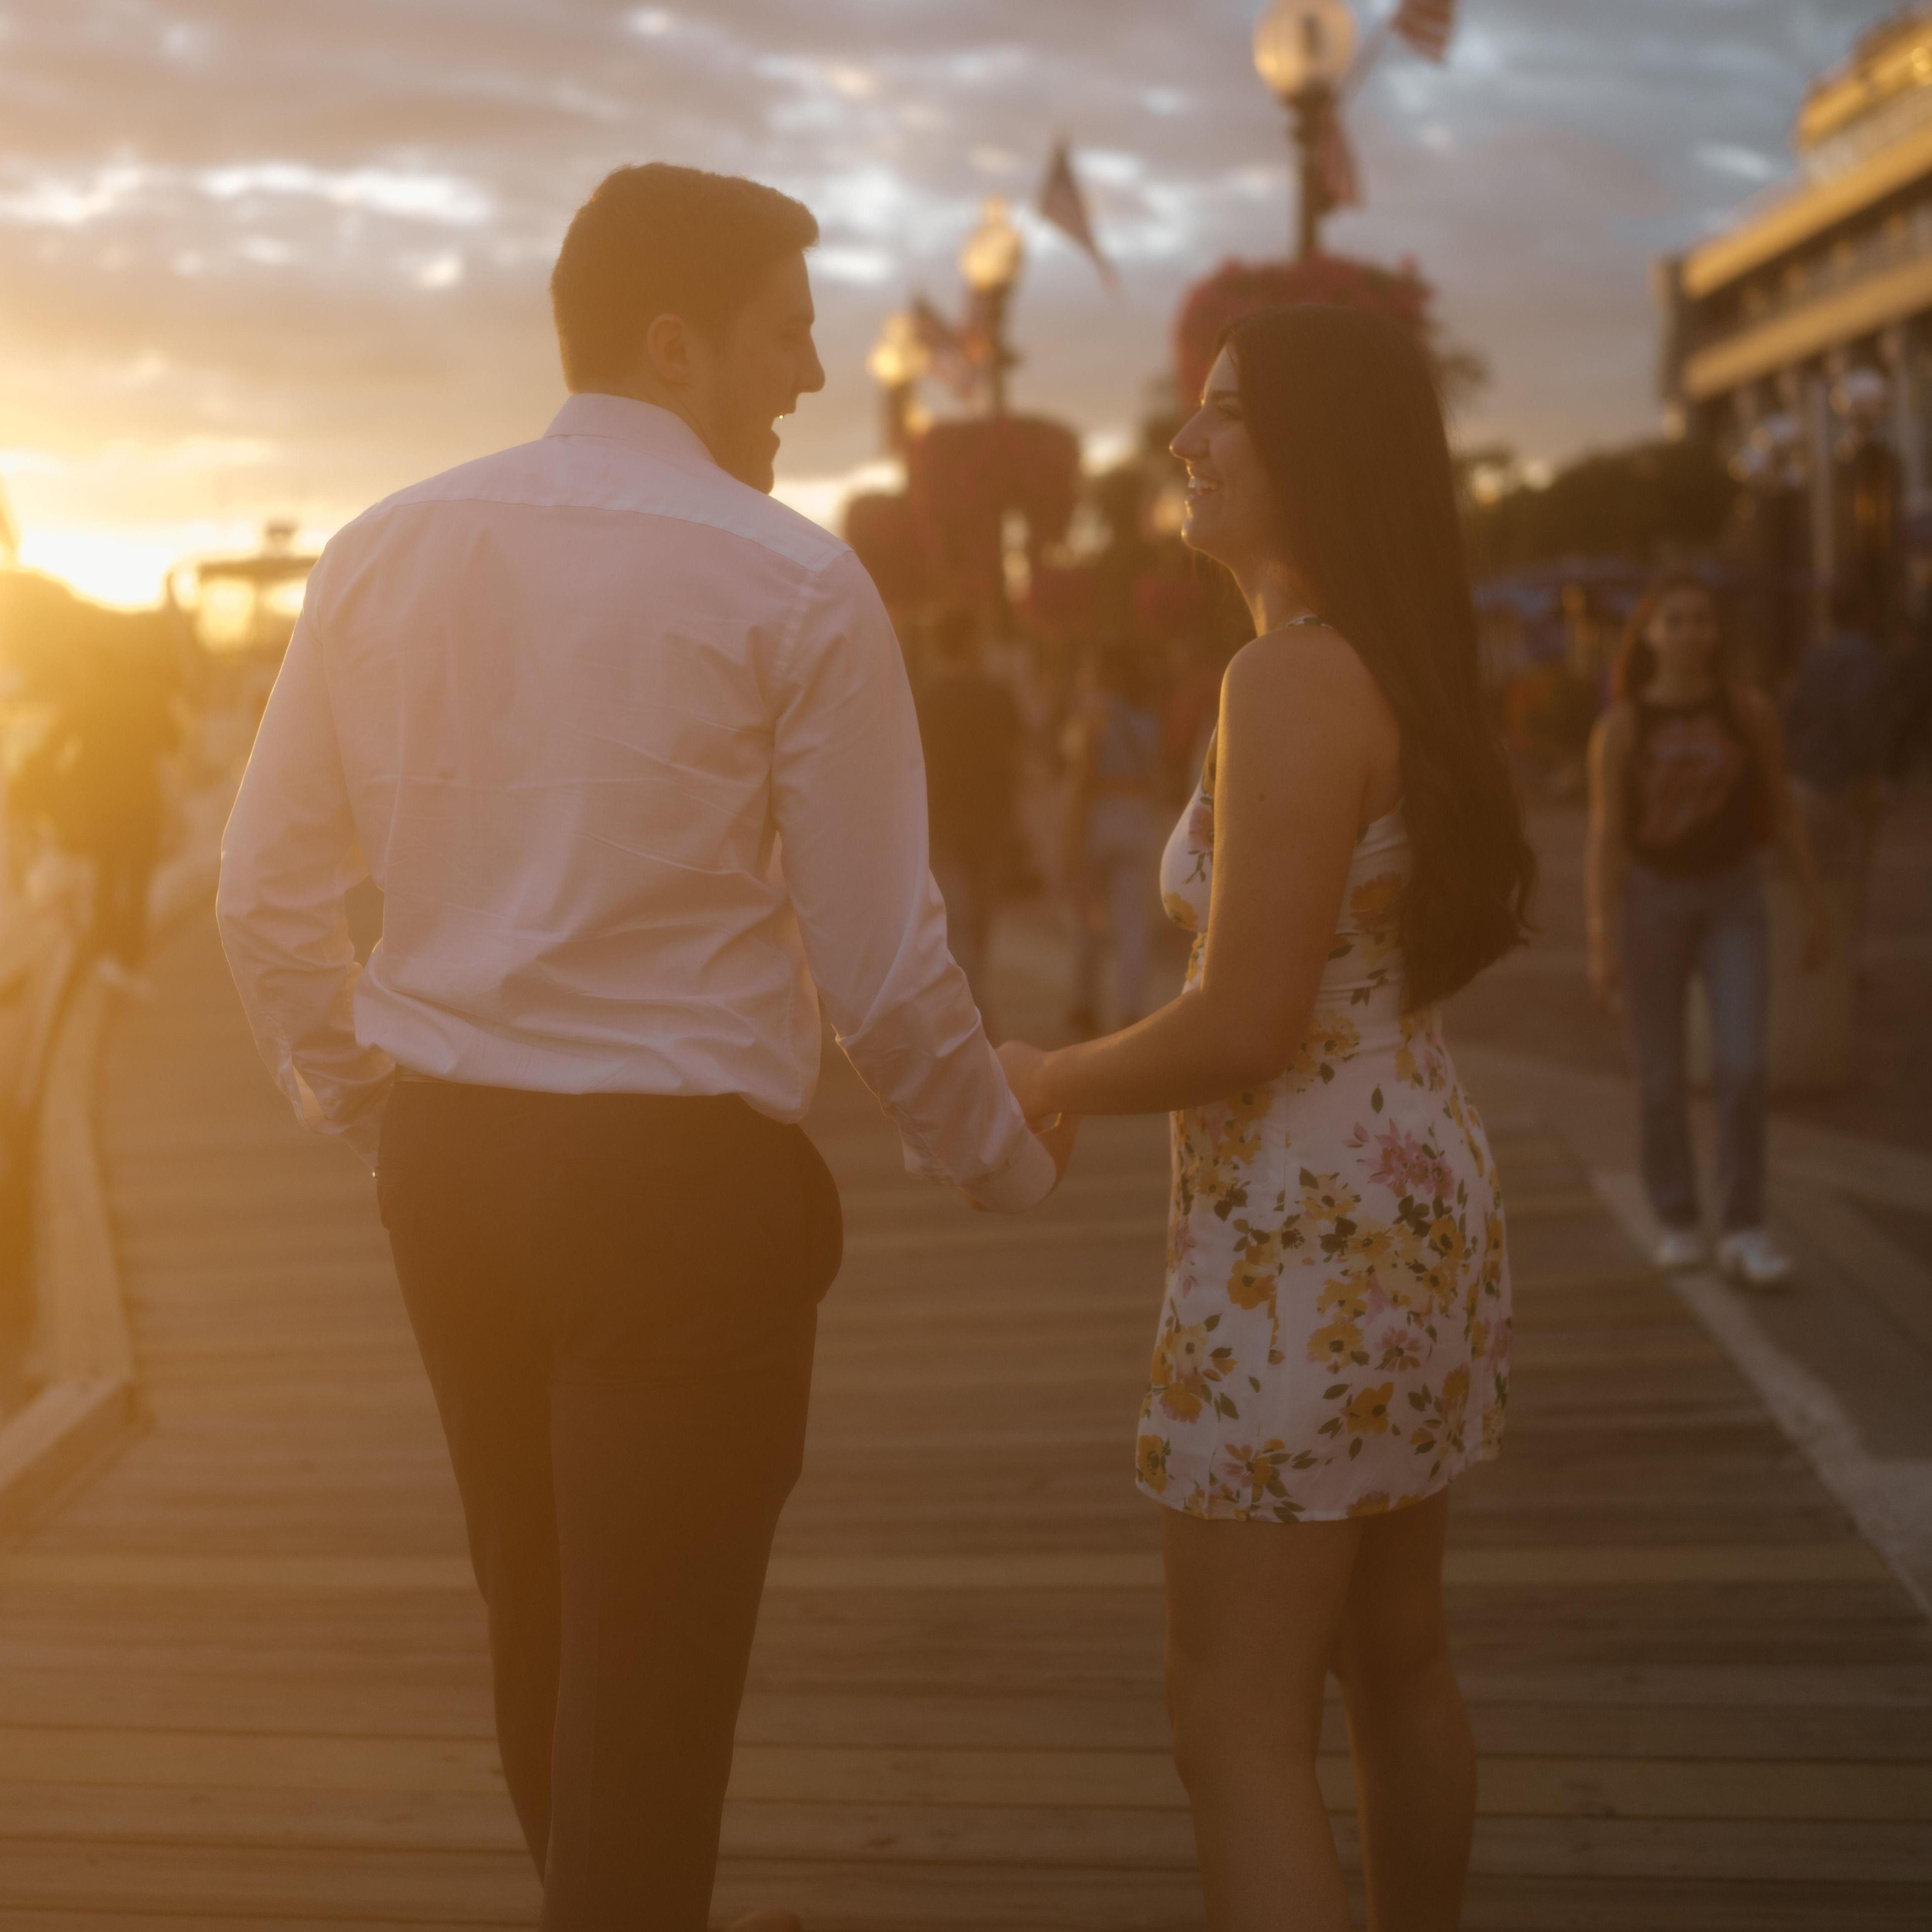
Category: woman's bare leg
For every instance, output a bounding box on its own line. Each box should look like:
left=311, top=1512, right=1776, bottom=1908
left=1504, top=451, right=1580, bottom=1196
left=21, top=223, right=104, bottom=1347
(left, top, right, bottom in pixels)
left=1331, top=1491, right=1475, bottom=1931
left=1161, top=1508, right=1361, bottom=1932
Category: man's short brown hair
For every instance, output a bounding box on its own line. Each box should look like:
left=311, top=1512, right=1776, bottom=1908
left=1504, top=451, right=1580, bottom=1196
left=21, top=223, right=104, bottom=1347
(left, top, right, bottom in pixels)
left=550, top=163, right=818, bottom=391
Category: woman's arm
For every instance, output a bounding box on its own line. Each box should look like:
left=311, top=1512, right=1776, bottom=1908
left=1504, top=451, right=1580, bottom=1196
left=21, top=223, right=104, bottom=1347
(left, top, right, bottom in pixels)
left=1005, top=629, right=1394, bottom=1119
left=1739, top=687, right=1832, bottom=970
left=1584, top=705, right=1633, bottom=1010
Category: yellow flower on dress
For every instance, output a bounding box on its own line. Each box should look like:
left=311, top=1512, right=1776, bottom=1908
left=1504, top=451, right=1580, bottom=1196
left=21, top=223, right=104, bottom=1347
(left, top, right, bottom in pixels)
left=1137, top=1433, right=1172, bottom=1494
left=1299, top=1169, right=1362, bottom=1226
left=1219, top=1439, right=1292, bottom=1508
left=1228, top=1219, right=1288, bottom=1310
left=1346, top=1383, right=1395, bottom=1435
left=1151, top=1315, right=1232, bottom=1424
left=1162, top=890, right=1198, bottom=931
left=1347, top=1490, right=1392, bottom=1518
left=1308, top=1316, right=1366, bottom=1370
left=1214, top=1086, right=1274, bottom=1167
left=1290, top=1011, right=1361, bottom=1087
left=1430, top=1217, right=1469, bottom=1269
left=1317, top=1275, right=1369, bottom=1322
left=1348, top=873, right=1403, bottom=958
left=1349, top=1220, right=1398, bottom=1267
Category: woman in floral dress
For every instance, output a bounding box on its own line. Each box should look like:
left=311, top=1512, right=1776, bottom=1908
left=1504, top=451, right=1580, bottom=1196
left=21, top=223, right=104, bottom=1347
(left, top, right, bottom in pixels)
left=1000, top=306, right=1534, bottom=1932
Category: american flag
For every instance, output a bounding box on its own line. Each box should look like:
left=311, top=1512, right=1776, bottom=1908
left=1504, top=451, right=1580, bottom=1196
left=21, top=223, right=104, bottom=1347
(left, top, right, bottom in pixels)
left=1037, top=140, right=1116, bottom=288
left=1317, top=115, right=1362, bottom=213
left=1392, top=0, right=1458, bottom=63
left=908, top=295, right=979, bottom=400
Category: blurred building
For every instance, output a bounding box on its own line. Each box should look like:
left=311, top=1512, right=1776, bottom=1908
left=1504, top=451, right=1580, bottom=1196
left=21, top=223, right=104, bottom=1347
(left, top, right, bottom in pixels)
left=1658, top=6, right=1932, bottom=664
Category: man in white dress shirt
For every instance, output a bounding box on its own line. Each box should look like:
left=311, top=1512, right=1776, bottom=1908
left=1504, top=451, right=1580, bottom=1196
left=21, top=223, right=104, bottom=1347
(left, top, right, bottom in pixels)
left=218, top=163, right=1073, bottom=1930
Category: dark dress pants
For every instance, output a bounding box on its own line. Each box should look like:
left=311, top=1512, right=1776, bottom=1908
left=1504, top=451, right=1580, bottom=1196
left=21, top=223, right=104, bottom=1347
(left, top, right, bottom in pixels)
left=377, top=1082, right=842, bottom=1930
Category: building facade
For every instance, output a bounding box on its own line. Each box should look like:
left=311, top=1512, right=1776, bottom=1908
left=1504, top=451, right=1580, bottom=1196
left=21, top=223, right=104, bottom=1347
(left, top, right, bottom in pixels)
left=1661, top=6, right=1932, bottom=665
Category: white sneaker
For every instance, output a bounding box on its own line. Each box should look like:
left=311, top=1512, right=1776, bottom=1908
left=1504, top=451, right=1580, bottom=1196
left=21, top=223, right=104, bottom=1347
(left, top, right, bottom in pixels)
left=1654, top=1227, right=1707, bottom=1271
left=1717, top=1228, right=1794, bottom=1291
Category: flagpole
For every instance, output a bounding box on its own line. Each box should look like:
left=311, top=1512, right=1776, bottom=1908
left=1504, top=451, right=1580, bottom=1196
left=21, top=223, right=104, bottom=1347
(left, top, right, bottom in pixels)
left=1341, top=5, right=1399, bottom=101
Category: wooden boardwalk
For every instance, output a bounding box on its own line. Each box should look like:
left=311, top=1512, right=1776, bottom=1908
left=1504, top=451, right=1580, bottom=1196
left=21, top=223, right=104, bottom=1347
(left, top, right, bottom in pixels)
left=0, top=904, right=1927, bottom=1927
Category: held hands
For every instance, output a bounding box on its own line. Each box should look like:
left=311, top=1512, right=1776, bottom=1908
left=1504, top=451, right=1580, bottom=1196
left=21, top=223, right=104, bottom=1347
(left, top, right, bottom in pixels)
left=997, top=1039, right=1080, bottom=1189
left=1035, top=1109, right=1081, bottom=1187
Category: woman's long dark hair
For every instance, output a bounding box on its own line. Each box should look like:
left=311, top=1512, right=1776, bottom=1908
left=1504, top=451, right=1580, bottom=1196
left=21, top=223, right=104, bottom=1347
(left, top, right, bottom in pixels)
left=1226, top=304, right=1535, bottom=1009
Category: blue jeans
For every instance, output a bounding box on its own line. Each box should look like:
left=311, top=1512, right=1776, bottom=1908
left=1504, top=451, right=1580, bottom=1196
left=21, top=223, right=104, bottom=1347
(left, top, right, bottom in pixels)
left=1620, top=857, right=1769, bottom=1234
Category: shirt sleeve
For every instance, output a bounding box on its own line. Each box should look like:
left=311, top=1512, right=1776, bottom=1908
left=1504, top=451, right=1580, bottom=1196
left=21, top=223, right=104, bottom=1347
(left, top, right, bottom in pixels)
left=215, top=587, right=394, bottom=1169
left=769, top=549, right=1055, bottom=1213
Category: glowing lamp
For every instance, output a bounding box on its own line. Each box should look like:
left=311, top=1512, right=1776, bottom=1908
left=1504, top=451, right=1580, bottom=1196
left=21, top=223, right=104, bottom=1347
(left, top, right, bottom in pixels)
left=866, top=312, right=927, bottom=391
left=1253, top=0, right=1358, bottom=101
left=960, top=197, right=1025, bottom=296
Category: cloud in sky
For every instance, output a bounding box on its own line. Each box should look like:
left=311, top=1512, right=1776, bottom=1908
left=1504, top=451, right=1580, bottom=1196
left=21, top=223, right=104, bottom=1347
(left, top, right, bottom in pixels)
left=0, top=0, right=1903, bottom=598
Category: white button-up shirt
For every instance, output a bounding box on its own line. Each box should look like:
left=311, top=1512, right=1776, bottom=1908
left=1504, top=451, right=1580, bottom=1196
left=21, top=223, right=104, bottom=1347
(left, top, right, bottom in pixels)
left=217, top=392, right=1055, bottom=1212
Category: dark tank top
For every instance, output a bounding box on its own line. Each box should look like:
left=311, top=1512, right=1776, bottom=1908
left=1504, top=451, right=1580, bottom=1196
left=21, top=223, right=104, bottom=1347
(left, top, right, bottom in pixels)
left=1626, top=688, right=1761, bottom=877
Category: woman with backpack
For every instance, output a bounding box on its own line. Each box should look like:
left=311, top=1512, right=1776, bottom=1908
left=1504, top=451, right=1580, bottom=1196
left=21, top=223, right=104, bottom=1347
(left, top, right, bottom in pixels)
left=1585, top=576, right=1830, bottom=1289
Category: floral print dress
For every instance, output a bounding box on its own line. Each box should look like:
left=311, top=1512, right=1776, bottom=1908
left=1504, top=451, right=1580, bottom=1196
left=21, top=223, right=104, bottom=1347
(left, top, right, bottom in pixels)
left=1136, top=740, right=1510, bottom=1521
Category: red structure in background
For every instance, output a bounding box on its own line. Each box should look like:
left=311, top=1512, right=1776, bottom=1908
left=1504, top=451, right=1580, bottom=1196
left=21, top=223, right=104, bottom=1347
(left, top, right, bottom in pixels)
left=899, top=414, right=1083, bottom=604
left=842, top=491, right=932, bottom=611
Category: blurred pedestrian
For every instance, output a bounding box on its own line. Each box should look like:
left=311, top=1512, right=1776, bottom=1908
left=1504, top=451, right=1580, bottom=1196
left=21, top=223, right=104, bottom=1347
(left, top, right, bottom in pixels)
left=1161, top=629, right=1225, bottom=802
left=914, top=606, right=1023, bottom=1023
left=1890, top=613, right=1932, bottom=780
left=1064, top=640, right=1161, bottom=1035
left=1782, top=580, right=1897, bottom=922
left=45, top=632, right=182, bottom=996
left=1586, top=575, right=1829, bottom=1290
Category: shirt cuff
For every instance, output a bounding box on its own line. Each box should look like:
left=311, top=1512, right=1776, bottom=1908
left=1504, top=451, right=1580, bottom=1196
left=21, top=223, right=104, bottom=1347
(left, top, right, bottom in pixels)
left=961, top=1132, right=1058, bottom=1214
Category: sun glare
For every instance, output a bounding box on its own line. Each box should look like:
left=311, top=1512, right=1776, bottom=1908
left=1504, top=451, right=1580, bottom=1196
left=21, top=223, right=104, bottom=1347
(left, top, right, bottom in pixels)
left=13, top=519, right=320, bottom=609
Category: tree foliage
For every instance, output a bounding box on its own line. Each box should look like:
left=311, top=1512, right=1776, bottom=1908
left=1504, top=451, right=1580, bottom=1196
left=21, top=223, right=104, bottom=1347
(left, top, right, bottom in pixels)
left=1465, top=438, right=1738, bottom=576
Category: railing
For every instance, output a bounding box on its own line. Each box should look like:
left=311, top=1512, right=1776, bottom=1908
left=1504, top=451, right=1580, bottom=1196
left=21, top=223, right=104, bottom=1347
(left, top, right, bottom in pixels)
left=1700, top=197, right=1932, bottom=351
left=0, top=724, right=89, bottom=1201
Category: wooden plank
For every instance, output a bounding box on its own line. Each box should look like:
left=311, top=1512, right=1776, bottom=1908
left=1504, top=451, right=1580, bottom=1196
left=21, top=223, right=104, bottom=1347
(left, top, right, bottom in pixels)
left=3, top=1726, right=1926, bottom=1826
left=1, top=1789, right=1923, bottom=1886
left=7, top=900, right=1922, bottom=1927
left=0, top=1840, right=540, bottom=1920
left=0, top=1542, right=1892, bottom=1597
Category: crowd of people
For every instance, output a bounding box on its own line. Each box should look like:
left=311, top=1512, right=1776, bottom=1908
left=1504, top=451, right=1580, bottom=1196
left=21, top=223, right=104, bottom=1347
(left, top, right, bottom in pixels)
left=3, top=599, right=189, bottom=999
left=909, top=602, right=1235, bottom=1042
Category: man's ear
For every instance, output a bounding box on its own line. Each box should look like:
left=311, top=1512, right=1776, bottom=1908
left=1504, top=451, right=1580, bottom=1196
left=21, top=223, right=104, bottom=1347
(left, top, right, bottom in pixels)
left=641, top=311, right=693, bottom=391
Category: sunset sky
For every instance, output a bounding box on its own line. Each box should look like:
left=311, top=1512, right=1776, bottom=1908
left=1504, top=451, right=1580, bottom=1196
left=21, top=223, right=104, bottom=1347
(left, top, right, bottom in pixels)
left=0, top=0, right=1903, bottom=604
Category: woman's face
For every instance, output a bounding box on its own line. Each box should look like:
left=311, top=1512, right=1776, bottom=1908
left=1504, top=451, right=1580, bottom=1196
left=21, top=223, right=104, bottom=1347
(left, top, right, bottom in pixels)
left=1643, top=588, right=1720, bottom=685
left=1170, top=347, right=1280, bottom=573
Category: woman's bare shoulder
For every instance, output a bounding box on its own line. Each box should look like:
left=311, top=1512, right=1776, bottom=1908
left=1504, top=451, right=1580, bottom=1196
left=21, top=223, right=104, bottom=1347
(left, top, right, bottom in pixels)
left=1225, top=622, right=1387, bottom=716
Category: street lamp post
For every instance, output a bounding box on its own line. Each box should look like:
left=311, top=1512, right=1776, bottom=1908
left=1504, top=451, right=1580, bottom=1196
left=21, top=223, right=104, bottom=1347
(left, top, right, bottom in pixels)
left=960, top=197, right=1025, bottom=416
left=1253, top=0, right=1359, bottom=260
left=865, top=311, right=928, bottom=457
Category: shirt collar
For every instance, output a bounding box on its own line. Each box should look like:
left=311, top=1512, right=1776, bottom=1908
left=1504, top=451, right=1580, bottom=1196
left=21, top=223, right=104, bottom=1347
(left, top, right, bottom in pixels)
left=543, top=391, right=720, bottom=472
